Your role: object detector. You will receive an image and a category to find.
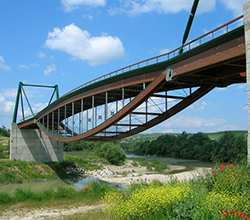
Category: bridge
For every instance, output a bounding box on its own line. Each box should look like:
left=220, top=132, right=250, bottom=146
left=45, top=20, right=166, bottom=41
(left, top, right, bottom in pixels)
left=10, top=3, right=250, bottom=162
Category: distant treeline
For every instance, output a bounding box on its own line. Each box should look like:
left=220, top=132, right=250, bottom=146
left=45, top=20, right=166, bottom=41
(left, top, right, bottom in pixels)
left=0, top=126, right=10, bottom=137
left=64, top=131, right=247, bottom=163
left=122, top=131, right=247, bottom=163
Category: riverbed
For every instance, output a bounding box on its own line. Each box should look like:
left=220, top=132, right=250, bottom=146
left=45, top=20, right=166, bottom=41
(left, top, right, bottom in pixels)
left=0, top=155, right=214, bottom=194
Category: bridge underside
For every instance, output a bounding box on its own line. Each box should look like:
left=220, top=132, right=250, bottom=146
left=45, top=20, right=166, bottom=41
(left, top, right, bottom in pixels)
left=18, top=26, right=246, bottom=142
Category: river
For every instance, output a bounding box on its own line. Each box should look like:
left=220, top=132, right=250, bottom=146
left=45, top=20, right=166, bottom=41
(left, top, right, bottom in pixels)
left=0, top=155, right=214, bottom=194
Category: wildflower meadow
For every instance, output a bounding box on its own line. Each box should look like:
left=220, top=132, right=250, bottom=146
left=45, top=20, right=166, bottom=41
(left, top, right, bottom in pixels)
left=104, top=163, right=250, bottom=220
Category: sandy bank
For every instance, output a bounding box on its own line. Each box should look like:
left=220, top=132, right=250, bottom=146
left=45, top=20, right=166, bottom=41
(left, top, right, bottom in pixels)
left=88, top=160, right=211, bottom=185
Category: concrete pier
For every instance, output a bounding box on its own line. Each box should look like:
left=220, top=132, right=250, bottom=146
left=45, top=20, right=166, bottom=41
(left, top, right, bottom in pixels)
left=10, top=123, right=63, bottom=162
left=244, top=2, right=250, bottom=163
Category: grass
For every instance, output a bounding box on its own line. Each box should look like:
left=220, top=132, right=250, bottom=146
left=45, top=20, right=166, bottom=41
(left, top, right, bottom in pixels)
left=0, top=180, right=112, bottom=211
left=207, top=130, right=247, bottom=140
left=56, top=162, right=250, bottom=220
left=130, top=158, right=169, bottom=173
left=0, top=137, right=9, bottom=159
left=0, top=155, right=103, bottom=184
left=0, top=160, right=249, bottom=219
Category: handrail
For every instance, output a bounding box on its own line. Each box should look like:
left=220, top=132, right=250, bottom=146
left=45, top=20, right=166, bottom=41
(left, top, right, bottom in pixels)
left=63, top=15, right=243, bottom=97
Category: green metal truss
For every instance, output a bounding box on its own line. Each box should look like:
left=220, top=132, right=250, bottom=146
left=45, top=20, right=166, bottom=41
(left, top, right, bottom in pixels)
left=12, top=82, right=59, bottom=123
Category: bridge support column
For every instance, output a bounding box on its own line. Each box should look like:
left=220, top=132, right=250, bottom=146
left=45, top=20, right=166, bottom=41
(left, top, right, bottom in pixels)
left=244, top=2, right=250, bottom=163
left=10, top=123, right=63, bottom=162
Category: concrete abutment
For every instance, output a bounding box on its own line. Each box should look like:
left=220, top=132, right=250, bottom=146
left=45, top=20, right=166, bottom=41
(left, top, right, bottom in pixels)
left=10, top=123, right=63, bottom=162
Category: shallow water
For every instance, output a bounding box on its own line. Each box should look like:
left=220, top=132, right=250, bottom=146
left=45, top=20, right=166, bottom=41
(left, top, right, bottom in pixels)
left=73, top=176, right=127, bottom=191
left=0, top=155, right=214, bottom=193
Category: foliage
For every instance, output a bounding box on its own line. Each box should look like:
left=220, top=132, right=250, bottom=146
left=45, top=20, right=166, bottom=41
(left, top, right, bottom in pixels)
left=104, top=182, right=190, bottom=220
left=0, top=126, right=10, bottom=137
left=97, top=142, right=126, bottom=165
left=103, top=163, right=250, bottom=220
left=0, top=155, right=102, bottom=184
left=132, top=131, right=247, bottom=163
left=64, top=140, right=126, bottom=165
left=64, top=140, right=102, bottom=152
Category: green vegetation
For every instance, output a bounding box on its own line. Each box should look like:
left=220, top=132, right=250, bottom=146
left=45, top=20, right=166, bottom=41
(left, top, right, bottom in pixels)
left=0, top=126, right=10, bottom=159
left=1, top=162, right=249, bottom=220
left=130, top=158, right=169, bottom=173
left=103, top=162, right=250, bottom=220
left=207, top=130, right=247, bottom=140
left=64, top=141, right=126, bottom=165
left=0, top=155, right=102, bottom=184
left=0, top=126, right=10, bottom=137
left=131, top=131, right=247, bottom=163
left=0, top=180, right=111, bottom=208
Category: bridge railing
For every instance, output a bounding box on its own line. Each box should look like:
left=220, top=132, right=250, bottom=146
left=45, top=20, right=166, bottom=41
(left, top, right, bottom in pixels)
left=61, top=15, right=243, bottom=97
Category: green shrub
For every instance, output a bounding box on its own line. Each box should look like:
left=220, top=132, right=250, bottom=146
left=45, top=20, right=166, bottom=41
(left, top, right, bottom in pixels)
left=3, top=172, right=17, bottom=182
left=41, top=188, right=55, bottom=200
left=0, top=192, right=12, bottom=204
left=14, top=188, right=35, bottom=202
left=55, top=186, right=76, bottom=199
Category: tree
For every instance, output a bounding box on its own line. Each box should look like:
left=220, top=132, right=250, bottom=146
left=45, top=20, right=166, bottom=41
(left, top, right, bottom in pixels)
left=0, top=126, right=10, bottom=137
left=101, top=142, right=126, bottom=165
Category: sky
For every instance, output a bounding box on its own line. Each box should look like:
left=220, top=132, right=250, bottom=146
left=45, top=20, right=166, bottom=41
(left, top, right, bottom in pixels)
left=0, top=0, right=249, bottom=134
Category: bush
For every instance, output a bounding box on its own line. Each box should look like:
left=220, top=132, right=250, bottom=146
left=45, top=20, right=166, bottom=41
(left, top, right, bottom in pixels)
left=0, top=192, right=12, bottom=204
left=98, top=143, right=126, bottom=165
left=105, top=144, right=126, bottom=165
left=55, top=186, right=76, bottom=199
left=14, top=188, right=36, bottom=202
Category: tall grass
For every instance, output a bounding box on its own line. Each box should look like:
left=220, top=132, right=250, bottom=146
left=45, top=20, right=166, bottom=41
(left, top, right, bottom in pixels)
left=130, top=158, right=169, bottom=173
left=0, top=180, right=112, bottom=208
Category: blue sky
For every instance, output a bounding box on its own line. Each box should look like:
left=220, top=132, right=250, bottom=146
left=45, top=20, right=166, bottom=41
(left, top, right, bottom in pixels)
left=0, top=0, right=248, bottom=134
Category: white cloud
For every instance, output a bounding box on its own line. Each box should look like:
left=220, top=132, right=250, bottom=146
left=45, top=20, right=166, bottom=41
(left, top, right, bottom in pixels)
left=159, top=48, right=171, bottom=55
left=0, top=55, right=11, bottom=71
left=44, top=64, right=56, bottom=76
left=110, top=0, right=215, bottom=16
left=61, top=0, right=106, bottom=12
left=19, top=64, right=29, bottom=69
left=45, top=23, right=125, bottom=66
left=0, top=90, right=15, bottom=118
left=188, top=101, right=212, bottom=112
left=220, top=0, right=248, bottom=16
left=38, top=51, right=46, bottom=58
left=163, top=115, right=226, bottom=129
left=30, top=63, right=40, bottom=67
left=1, top=88, right=17, bottom=98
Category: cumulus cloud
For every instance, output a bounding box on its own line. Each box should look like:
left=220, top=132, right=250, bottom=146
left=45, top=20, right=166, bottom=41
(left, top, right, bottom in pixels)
left=45, top=23, right=125, bottom=66
left=220, top=0, right=248, bottom=16
left=61, top=0, right=106, bottom=12
left=19, top=64, right=29, bottom=69
left=2, top=88, right=17, bottom=98
left=0, top=55, right=11, bottom=71
left=188, top=101, right=212, bottom=112
left=0, top=89, right=15, bottom=118
left=44, top=64, right=56, bottom=76
left=162, top=115, right=226, bottom=131
left=159, top=48, right=171, bottom=55
left=110, top=0, right=215, bottom=16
